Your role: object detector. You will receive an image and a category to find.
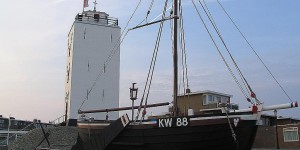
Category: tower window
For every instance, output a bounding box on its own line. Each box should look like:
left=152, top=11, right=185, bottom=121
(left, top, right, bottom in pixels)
left=84, top=27, right=87, bottom=39
left=110, top=34, right=113, bottom=43
left=88, top=60, right=90, bottom=71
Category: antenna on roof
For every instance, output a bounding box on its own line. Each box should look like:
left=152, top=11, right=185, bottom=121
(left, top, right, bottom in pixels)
left=93, top=0, right=98, bottom=11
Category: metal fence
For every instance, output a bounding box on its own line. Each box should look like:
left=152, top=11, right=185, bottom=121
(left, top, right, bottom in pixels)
left=76, top=14, right=118, bottom=26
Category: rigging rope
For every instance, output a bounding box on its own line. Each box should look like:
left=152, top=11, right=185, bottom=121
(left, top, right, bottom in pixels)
left=146, top=0, right=155, bottom=22
left=78, top=0, right=143, bottom=110
left=178, top=0, right=191, bottom=107
left=135, top=0, right=169, bottom=121
left=224, top=108, right=239, bottom=150
left=179, top=0, right=190, bottom=94
left=191, top=0, right=250, bottom=102
left=178, top=0, right=185, bottom=98
left=200, top=0, right=258, bottom=104
left=137, top=1, right=173, bottom=26
left=137, top=0, right=155, bottom=26
left=216, top=0, right=293, bottom=103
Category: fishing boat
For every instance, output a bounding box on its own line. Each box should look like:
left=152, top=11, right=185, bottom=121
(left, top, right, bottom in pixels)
left=71, top=0, right=298, bottom=150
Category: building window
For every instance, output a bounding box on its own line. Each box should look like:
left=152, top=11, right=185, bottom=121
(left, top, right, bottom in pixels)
left=283, top=127, right=299, bottom=142
left=208, top=95, right=214, bottom=103
left=202, top=95, right=208, bottom=105
left=217, top=96, right=221, bottom=103
left=221, top=97, right=228, bottom=103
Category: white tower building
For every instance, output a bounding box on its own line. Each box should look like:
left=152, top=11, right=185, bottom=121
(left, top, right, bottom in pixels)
left=64, top=10, right=120, bottom=122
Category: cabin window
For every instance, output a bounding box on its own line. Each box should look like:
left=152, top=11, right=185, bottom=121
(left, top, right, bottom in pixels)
left=202, top=95, right=208, bottom=105
left=283, top=127, right=299, bottom=142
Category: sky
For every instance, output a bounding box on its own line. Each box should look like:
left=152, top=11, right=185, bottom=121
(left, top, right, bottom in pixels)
left=0, top=0, right=299, bottom=122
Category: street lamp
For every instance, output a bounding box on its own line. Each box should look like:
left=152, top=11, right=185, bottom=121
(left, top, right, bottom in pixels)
left=130, top=83, right=138, bottom=121
left=274, top=109, right=280, bottom=149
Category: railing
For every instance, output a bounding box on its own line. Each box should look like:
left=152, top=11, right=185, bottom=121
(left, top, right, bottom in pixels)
left=0, top=122, right=35, bottom=146
left=75, top=14, right=118, bottom=26
left=50, top=115, right=66, bottom=125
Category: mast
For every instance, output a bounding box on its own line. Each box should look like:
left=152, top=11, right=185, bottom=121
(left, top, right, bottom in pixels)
left=173, top=0, right=179, bottom=116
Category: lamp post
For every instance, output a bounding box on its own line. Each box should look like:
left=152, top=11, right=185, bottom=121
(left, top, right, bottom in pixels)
left=274, top=109, right=280, bottom=149
left=130, top=83, right=138, bottom=121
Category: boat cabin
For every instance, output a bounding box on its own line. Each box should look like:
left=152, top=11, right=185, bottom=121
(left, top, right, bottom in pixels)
left=177, top=90, right=238, bottom=115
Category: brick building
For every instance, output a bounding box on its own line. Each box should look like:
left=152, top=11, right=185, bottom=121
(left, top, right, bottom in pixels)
left=253, top=115, right=300, bottom=149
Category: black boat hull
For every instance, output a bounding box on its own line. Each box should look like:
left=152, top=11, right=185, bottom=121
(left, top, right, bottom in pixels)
left=75, top=114, right=258, bottom=150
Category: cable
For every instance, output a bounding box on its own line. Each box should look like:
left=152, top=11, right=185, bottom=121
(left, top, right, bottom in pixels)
left=216, top=0, right=293, bottom=103
left=179, top=0, right=185, bottom=95
left=224, top=108, right=239, bottom=150
left=135, top=0, right=169, bottom=121
left=136, top=0, right=154, bottom=26
left=200, top=0, right=256, bottom=103
left=146, top=0, right=155, bottom=22
left=180, top=1, right=190, bottom=92
left=191, top=0, right=249, bottom=101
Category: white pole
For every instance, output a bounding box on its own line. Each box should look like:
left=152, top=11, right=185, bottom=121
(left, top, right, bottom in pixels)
left=232, top=102, right=298, bottom=113
left=262, top=102, right=298, bottom=111
left=6, top=115, right=11, bottom=146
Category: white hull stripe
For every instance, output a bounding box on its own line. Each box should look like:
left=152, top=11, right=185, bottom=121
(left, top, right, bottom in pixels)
left=190, top=114, right=257, bottom=121
left=79, top=114, right=259, bottom=126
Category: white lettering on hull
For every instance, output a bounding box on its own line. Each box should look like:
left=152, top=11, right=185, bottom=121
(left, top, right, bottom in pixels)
left=158, top=117, right=189, bottom=128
